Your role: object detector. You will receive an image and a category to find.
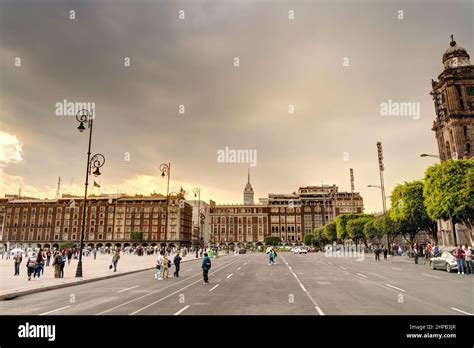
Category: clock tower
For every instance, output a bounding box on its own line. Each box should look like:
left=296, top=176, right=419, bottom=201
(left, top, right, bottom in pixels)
left=431, top=35, right=474, bottom=161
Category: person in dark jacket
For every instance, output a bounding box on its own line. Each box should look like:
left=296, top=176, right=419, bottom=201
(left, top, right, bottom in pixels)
left=34, top=250, right=44, bottom=279
left=201, top=253, right=211, bottom=284
left=173, top=253, right=182, bottom=277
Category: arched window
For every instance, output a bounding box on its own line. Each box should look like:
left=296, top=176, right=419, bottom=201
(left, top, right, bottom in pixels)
left=464, top=126, right=468, bottom=138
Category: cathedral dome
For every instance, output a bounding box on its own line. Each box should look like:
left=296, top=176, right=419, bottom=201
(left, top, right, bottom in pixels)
left=442, top=35, right=470, bottom=68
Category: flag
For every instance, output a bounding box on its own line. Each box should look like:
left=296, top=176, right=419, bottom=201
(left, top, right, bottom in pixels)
left=93, top=181, right=100, bottom=188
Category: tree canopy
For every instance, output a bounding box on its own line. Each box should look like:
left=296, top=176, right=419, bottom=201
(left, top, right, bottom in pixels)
left=423, top=159, right=474, bottom=244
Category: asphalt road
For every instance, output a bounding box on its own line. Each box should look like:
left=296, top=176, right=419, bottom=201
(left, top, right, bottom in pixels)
left=1, top=252, right=472, bottom=315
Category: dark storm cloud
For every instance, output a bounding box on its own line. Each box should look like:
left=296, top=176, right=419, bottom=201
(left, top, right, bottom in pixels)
left=0, top=0, right=472, bottom=211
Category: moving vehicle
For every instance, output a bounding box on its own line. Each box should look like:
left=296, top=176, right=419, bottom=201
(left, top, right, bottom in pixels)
left=293, top=247, right=308, bottom=254
left=238, top=248, right=247, bottom=254
left=429, top=250, right=458, bottom=272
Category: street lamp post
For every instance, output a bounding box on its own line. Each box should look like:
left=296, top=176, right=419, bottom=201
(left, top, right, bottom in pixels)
left=75, top=109, right=105, bottom=278
left=200, top=207, right=205, bottom=252
left=193, top=188, right=201, bottom=257
left=160, top=163, right=171, bottom=251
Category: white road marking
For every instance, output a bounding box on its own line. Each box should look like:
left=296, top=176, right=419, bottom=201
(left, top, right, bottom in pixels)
left=186, top=269, right=192, bottom=272
left=174, top=305, right=190, bottom=315
left=237, top=267, right=241, bottom=271
left=281, top=256, right=325, bottom=315
left=391, top=267, right=402, bottom=271
left=422, top=273, right=441, bottom=279
left=327, top=262, right=333, bottom=265
left=97, top=257, right=238, bottom=315
left=385, top=284, right=405, bottom=292
left=40, top=306, right=71, bottom=316
left=117, top=285, right=139, bottom=293
left=226, top=273, right=233, bottom=279
left=356, top=273, right=367, bottom=278
left=450, top=307, right=473, bottom=315
left=209, top=284, right=220, bottom=292
left=339, top=267, right=346, bottom=270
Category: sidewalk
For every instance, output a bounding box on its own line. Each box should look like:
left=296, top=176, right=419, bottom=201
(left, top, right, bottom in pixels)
left=0, top=252, right=210, bottom=300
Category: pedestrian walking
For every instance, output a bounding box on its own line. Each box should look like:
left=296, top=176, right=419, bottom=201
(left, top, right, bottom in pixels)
left=52, top=252, right=62, bottom=278
left=67, top=249, right=73, bottom=265
left=163, top=254, right=170, bottom=279
left=26, top=253, right=36, bottom=281
left=383, top=245, right=388, bottom=260
left=93, top=248, right=97, bottom=260
left=34, top=250, right=44, bottom=279
left=202, top=252, right=211, bottom=284
left=463, top=245, right=471, bottom=275
left=272, top=249, right=278, bottom=264
left=413, top=243, right=419, bottom=264
left=173, top=253, right=182, bottom=277
left=111, top=250, right=120, bottom=272
left=375, top=246, right=381, bottom=261
left=267, top=248, right=274, bottom=265
left=454, top=245, right=465, bottom=274
left=155, top=252, right=164, bottom=280
left=59, top=252, right=66, bottom=278
left=13, top=252, right=22, bottom=276
left=46, top=250, right=51, bottom=266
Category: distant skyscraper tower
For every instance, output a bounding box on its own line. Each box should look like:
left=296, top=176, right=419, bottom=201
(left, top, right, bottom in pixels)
left=431, top=35, right=474, bottom=160
left=243, top=169, right=254, bottom=204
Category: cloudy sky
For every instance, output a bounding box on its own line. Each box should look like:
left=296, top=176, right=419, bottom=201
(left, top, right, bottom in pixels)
left=0, top=0, right=472, bottom=212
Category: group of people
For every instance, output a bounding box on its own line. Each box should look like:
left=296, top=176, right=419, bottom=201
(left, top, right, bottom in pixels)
left=373, top=245, right=389, bottom=261
left=12, top=248, right=69, bottom=281
left=155, top=252, right=183, bottom=280
left=453, top=244, right=473, bottom=275
left=153, top=250, right=212, bottom=284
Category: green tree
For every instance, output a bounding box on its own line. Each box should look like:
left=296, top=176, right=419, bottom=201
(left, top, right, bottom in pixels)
left=336, top=214, right=373, bottom=241
left=390, top=180, right=438, bottom=243
left=130, top=231, right=143, bottom=241
left=363, top=219, right=378, bottom=242
left=322, top=221, right=337, bottom=241
left=265, top=236, right=281, bottom=246
left=346, top=216, right=374, bottom=244
left=304, top=233, right=314, bottom=246
left=423, top=159, right=474, bottom=246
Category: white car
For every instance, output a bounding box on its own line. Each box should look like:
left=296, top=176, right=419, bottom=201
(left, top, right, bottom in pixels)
left=293, top=247, right=308, bottom=254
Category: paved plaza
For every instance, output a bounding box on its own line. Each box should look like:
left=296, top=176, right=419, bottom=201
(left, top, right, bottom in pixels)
left=1, top=251, right=472, bottom=315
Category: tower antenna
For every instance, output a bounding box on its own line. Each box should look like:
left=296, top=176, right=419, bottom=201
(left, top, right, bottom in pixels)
left=56, top=176, right=62, bottom=199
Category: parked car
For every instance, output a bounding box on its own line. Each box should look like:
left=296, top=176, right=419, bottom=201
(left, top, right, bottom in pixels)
left=429, top=250, right=457, bottom=272
left=238, top=248, right=247, bottom=254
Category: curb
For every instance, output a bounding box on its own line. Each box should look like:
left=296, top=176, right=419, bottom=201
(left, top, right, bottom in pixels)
left=0, top=254, right=229, bottom=301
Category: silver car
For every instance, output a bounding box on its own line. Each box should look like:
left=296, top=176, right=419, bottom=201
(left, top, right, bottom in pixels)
left=429, top=250, right=458, bottom=272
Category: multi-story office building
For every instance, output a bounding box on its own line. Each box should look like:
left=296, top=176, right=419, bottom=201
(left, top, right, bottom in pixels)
left=209, top=184, right=364, bottom=246
left=1, top=194, right=193, bottom=250
left=209, top=202, right=269, bottom=246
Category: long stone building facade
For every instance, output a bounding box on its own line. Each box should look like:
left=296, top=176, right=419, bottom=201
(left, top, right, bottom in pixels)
left=0, top=194, right=193, bottom=250
left=208, top=184, right=364, bottom=247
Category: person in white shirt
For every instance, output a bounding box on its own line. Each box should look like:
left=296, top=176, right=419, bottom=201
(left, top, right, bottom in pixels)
left=155, top=253, right=164, bottom=280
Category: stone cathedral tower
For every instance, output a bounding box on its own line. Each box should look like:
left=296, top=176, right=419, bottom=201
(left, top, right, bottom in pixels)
left=431, top=35, right=474, bottom=161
